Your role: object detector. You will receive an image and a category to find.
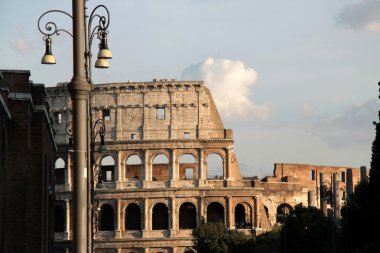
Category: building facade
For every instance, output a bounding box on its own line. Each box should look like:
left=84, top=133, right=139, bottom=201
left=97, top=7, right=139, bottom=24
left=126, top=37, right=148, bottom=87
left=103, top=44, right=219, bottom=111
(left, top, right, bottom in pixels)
left=0, top=70, right=57, bottom=253
left=46, top=80, right=364, bottom=253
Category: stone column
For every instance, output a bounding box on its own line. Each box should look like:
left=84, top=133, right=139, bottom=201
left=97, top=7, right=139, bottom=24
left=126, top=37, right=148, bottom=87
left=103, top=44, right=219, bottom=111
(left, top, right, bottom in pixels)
left=360, top=166, right=368, bottom=183
left=169, top=91, right=174, bottom=139
left=346, top=169, right=353, bottom=201
left=115, top=199, right=122, bottom=238
left=170, top=197, right=176, bottom=237
left=67, top=152, right=72, bottom=189
left=226, top=147, right=232, bottom=180
left=198, top=148, right=205, bottom=181
left=254, top=196, right=261, bottom=228
left=65, top=200, right=71, bottom=240
left=333, top=173, right=340, bottom=224
left=170, top=149, right=178, bottom=182
left=197, top=196, right=204, bottom=227
left=226, top=196, right=233, bottom=229
left=143, top=149, right=151, bottom=188
left=143, top=198, right=150, bottom=234
left=116, top=151, right=123, bottom=189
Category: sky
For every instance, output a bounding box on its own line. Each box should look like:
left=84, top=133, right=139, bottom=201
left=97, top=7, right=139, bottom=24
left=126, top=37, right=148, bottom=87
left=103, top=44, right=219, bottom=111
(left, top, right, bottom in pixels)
left=1, top=0, right=379, bottom=178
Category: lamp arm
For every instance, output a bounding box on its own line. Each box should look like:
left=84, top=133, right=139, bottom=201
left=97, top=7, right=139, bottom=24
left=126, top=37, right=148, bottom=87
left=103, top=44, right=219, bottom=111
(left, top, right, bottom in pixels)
left=37, top=10, right=73, bottom=37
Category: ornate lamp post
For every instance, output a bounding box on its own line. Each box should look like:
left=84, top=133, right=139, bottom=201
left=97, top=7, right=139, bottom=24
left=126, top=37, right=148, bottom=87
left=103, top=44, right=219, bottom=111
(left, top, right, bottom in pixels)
left=38, top=1, right=112, bottom=253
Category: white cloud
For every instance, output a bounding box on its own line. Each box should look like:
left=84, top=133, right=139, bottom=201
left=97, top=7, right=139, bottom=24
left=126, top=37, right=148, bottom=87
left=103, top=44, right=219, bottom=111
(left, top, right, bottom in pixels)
left=181, top=58, right=271, bottom=119
left=337, top=0, right=380, bottom=32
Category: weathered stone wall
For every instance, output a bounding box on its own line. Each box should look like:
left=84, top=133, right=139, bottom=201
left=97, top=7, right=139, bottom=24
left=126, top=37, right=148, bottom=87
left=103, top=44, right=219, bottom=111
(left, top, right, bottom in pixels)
left=46, top=80, right=361, bottom=253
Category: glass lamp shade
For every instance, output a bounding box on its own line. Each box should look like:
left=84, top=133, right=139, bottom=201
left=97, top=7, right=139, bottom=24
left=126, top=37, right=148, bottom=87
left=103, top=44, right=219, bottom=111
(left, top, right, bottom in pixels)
left=95, top=58, right=109, bottom=68
left=41, top=37, right=56, bottom=64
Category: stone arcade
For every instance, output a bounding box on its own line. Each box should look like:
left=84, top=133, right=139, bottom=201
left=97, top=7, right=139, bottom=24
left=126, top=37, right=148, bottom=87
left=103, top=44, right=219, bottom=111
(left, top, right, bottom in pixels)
left=46, top=79, right=363, bottom=253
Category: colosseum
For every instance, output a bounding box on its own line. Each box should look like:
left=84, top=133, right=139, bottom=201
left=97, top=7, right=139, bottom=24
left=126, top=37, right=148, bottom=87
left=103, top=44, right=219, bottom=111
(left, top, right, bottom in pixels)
left=46, top=79, right=365, bottom=253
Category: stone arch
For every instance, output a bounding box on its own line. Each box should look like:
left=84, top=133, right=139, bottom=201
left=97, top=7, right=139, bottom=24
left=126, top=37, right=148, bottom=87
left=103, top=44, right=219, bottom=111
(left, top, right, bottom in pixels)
left=152, top=153, right=169, bottom=181
left=179, top=202, right=197, bottom=229
left=152, top=203, right=169, bottom=230
left=125, top=203, right=142, bottom=230
left=100, top=155, right=115, bottom=182
left=125, top=154, right=142, bottom=181
left=54, top=158, right=66, bottom=185
left=207, top=202, right=224, bottom=223
left=54, top=205, right=65, bottom=232
left=99, top=204, right=115, bottom=231
left=206, top=153, right=224, bottom=180
left=276, top=203, right=293, bottom=223
left=178, top=153, right=197, bottom=180
left=234, top=202, right=252, bottom=228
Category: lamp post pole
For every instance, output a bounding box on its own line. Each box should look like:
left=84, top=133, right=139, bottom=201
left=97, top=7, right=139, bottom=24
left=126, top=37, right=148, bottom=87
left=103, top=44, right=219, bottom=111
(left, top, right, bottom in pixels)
left=38, top=0, right=112, bottom=251
left=68, top=1, right=90, bottom=253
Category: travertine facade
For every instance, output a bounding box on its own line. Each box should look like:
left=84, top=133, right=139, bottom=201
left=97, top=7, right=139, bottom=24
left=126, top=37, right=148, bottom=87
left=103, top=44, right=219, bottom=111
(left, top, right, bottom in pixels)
left=47, top=80, right=363, bottom=253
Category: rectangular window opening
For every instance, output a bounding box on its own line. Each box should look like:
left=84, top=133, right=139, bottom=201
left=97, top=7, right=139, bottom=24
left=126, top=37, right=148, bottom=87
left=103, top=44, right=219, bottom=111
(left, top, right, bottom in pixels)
left=185, top=168, right=194, bottom=180
left=184, top=132, right=190, bottom=139
left=341, top=171, right=346, bottom=182
left=157, top=108, right=165, bottom=120
left=131, top=133, right=137, bottom=140
left=103, top=109, right=111, bottom=121
left=309, top=170, right=315, bottom=181
left=106, top=171, right=112, bottom=181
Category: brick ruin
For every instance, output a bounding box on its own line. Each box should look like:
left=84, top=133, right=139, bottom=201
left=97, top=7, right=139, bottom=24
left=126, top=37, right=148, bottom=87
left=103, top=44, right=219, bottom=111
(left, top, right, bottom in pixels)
left=46, top=79, right=365, bottom=253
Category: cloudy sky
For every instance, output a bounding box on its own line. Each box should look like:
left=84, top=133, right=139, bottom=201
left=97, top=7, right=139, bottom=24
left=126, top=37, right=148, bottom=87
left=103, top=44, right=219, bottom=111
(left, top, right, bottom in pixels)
left=1, top=0, right=379, bottom=177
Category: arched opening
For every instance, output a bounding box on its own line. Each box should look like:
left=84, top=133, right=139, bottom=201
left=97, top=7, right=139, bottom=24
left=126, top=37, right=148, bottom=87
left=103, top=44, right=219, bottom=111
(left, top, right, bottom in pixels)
left=55, top=158, right=65, bottom=185
left=125, top=203, right=142, bottom=230
left=276, top=203, right=293, bottom=223
left=54, top=205, right=65, bottom=232
left=179, top=154, right=197, bottom=180
left=206, top=153, right=224, bottom=180
left=207, top=202, right=224, bottom=223
left=179, top=202, right=197, bottom=229
left=126, top=155, right=142, bottom=181
left=100, top=204, right=114, bottom=231
left=235, top=203, right=252, bottom=228
left=152, top=154, right=169, bottom=181
left=152, top=203, right=169, bottom=230
left=101, top=156, right=115, bottom=182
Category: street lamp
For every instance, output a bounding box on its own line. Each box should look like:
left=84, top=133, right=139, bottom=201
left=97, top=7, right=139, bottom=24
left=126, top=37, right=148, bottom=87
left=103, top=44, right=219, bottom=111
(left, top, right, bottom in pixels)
left=38, top=2, right=112, bottom=253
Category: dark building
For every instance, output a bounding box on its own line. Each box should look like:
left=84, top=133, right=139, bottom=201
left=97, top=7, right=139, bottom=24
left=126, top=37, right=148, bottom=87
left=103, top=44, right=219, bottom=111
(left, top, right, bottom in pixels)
left=0, top=70, right=56, bottom=253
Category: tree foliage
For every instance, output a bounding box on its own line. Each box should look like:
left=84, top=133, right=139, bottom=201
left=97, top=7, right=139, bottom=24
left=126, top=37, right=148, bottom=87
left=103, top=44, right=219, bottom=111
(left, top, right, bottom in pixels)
left=341, top=82, right=380, bottom=252
left=281, top=205, right=334, bottom=253
left=193, top=222, right=256, bottom=253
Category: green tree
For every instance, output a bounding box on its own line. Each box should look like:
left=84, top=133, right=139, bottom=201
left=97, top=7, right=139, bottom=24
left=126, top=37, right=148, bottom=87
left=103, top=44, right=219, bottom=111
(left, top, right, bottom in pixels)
left=341, top=82, right=380, bottom=252
left=193, top=222, right=256, bottom=253
left=281, top=205, right=334, bottom=253
left=193, top=222, right=228, bottom=253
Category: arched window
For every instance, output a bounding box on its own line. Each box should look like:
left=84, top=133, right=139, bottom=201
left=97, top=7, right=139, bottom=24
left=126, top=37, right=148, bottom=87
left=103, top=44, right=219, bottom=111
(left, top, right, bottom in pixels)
left=179, top=202, right=197, bottom=229
left=126, top=155, right=142, bottom=180
left=206, top=153, right=224, bottom=180
left=235, top=203, right=252, bottom=228
left=179, top=154, right=197, bottom=180
left=100, top=204, right=114, bottom=231
left=152, top=203, right=169, bottom=230
left=152, top=154, right=169, bottom=181
left=54, top=205, right=65, bottom=232
left=101, top=156, right=115, bottom=182
left=207, top=202, right=224, bottom=223
left=55, top=158, right=65, bottom=185
left=276, top=203, right=293, bottom=223
left=125, top=203, right=141, bottom=230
